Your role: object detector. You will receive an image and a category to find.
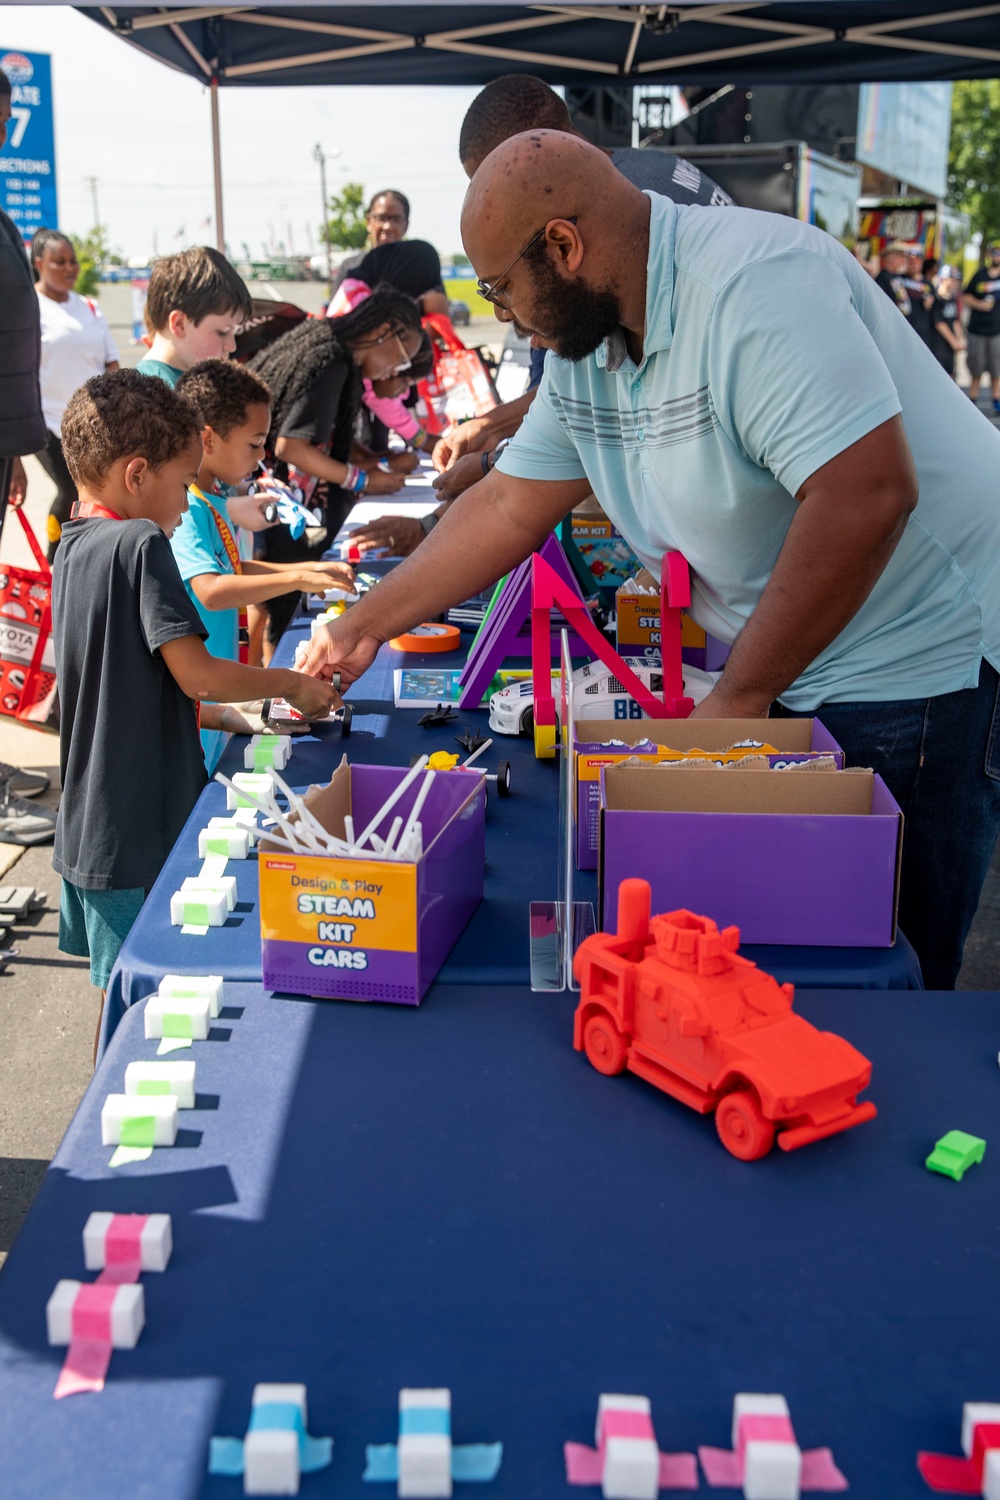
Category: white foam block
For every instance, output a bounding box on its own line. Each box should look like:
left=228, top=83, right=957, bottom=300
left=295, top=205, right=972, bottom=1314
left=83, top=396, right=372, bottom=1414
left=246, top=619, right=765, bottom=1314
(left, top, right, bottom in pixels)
left=983, top=1448, right=1000, bottom=1500
left=170, top=887, right=228, bottom=927
left=227, top=774, right=272, bottom=810
left=46, top=1279, right=145, bottom=1347
left=963, top=1405, right=1000, bottom=1457
left=602, top=1436, right=659, bottom=1500
left=82, top=1211, right=173, bottom=1271
left=245, top=735, right=291, bottom=771
left=124, top=1060, right=196, bottom=1109
left=743, top=1440, right=801, bottom=1500
left=181, top=874, right=237, bottom=912
left=159, top=974, right=223, bottom=1017
left=144, top=992, right=211, bottom=1040
left=101, top=1093, right=178, bottom=1146
left=399, top=1389, right=451, bottom=1499
left=253, top=1383, right=308, bottom=1421
left=244, top=1429, right=300, bottom=1496
left=212, top=810, right=260, bottom=842
left=596, top=1395, right=651, bottom=1445
left=199, top=826, right=249, bottom=860
left=733, top=1395, right=791, bottom=1448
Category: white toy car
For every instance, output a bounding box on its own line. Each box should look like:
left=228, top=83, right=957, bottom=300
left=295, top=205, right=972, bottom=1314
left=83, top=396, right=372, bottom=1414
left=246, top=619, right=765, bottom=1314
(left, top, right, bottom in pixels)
left=488, top=659, right=718, bottom=736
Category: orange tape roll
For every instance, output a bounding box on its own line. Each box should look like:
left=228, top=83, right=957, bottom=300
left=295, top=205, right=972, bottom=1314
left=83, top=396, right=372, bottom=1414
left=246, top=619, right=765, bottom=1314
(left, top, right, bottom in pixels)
left=390, top=623, right=462, bottom=653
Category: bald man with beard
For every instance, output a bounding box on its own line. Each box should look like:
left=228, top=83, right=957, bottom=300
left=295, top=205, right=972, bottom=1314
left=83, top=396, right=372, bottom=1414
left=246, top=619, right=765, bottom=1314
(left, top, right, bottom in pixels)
left=305, top=130, right=1000, bottom=992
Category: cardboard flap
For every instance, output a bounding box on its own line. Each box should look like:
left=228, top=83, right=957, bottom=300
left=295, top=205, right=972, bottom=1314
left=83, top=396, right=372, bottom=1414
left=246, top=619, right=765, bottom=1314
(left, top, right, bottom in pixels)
left=576, top=717, right=822, bottom=754
left=603, top=766, right=876, bottom=816
left=259, top=755, right=351, bottom=853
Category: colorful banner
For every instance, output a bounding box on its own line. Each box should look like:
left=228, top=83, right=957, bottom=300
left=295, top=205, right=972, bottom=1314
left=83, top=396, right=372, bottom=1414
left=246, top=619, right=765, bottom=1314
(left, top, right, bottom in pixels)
left=0, top=49, right=57, bottom=244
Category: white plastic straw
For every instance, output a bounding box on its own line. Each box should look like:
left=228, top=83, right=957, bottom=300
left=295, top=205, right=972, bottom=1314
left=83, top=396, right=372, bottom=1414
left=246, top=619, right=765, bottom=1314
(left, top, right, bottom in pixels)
left=214, top=772, right=306, bottom=851
left=344, top=814, right=356, bottom=851
left=398, top=771, right=434, bottom=862
left=383, top=815, right=403, bottom=855
left=462, top=737, right=493, bottom=769
left=353, top=755, right=429, bottom=852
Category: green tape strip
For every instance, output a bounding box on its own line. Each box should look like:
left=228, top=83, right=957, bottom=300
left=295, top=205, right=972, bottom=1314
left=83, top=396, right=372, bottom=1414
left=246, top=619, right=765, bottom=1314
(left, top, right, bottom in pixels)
left=121, top=1115, right=156, bottom=1147
left=205, top=836, right=231, bottom=855
left=163, top=1012, right=194, bottom=1038
left=253, top=747, right=276, bottom=770
left=183, top=902, right=210, bottom=925
left=136, top=1079, right=171, bottom=1095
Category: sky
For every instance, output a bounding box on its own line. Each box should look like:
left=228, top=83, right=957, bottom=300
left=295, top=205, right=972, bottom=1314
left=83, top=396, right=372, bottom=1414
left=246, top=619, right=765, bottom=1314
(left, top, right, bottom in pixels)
left=1, top=5, right=485, bottom=263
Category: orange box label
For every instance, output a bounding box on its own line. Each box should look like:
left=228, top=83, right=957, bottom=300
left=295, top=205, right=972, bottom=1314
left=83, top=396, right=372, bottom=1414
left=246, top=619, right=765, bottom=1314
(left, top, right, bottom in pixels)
left=260, top=853, right=418, bottom=952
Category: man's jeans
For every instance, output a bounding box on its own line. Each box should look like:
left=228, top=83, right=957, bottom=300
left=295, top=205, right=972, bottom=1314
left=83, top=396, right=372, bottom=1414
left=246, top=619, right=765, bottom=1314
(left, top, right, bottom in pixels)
left=777, top=662, right=1000, bottom=989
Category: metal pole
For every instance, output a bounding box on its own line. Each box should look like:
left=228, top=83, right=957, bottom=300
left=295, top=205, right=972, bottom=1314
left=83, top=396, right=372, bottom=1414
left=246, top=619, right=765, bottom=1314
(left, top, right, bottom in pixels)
left=210, top=77, right=225, bottom=254
left=313, top=142, right=331, bottom=297
left=86, top=175, right=100, bottom=230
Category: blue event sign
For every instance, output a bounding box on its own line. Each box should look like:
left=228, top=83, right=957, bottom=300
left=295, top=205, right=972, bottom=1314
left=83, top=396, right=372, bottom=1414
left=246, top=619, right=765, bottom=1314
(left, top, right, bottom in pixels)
left=0, top=48, right=57, bottom=243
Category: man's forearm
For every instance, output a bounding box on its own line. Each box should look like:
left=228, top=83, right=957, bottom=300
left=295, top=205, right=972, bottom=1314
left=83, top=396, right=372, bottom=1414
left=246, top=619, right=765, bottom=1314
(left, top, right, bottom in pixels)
left=342, top=470, right=587, bottom=646
left=713, top=492, right=913, bottom=711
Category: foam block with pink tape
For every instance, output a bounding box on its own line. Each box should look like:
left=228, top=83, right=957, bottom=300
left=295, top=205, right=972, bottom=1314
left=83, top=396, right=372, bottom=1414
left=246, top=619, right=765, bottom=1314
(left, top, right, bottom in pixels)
left=918, top=1402, right=1000, bottom=1495
left=564, top=1393, right=698, bottom=1497
left=698, top=1394, right=848, bottom=1497
left=45, top=1278, right=145, bottom=1399
left=82, top=1212, right=173, bottom=1280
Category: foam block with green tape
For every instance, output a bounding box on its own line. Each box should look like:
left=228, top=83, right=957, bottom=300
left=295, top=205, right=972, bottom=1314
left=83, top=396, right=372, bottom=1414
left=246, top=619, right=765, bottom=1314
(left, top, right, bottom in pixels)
left=244, top=734, right=291, bottom=772
left=181, top=874, right=237, bottom=913
left=101, top=1092, right=178, bottom=1147
left=227, top=773, right=272, bottom=810
left=158, top=973, right=223, bottom=1017
left=209, top=812, right=259, bottom=846
left=198, top=826, right=249, bottom=860
left=124, top=1060, right=196, bottom=1109
left=143, top=992, right=211, bottom=1041
left=169, top=887, right=228, bottom=927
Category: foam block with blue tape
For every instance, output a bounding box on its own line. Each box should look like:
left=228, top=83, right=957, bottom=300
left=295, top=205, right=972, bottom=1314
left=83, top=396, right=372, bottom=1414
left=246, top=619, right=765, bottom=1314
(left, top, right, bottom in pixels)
left=208, top=1382, right=333, bottom=1495
left=364, top=1387, right=503, bottom=1496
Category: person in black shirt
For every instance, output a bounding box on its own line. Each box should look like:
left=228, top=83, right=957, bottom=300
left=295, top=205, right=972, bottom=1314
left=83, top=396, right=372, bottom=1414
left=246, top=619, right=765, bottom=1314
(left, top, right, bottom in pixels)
left=248, top=286, right=424, bottom=647
left=930, top=266, right=965, bottom=378
left=53, top=371, right=336, bottom=1038
left=874, top=241, right=916, bottom=320
left=964, top=241, right=1000, bottom=410
left=904, top=245, right=936, bottom=349
left=353, top=238, right=450, bottom=318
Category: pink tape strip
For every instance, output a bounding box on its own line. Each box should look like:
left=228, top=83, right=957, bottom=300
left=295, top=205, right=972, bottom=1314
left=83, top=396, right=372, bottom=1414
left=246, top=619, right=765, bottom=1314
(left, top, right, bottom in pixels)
left=699, top=1442, right=849, bottom=1491
left=565, top=1442, right=603, bottom=1485
left=601, top=1409, right=656, bottom=1445
left=97, top=1214, right=147, bottom=1285
left=54, top=1284, right=117, bottom=1400
left=738, top=1413, right=797, bottom=1458
left=659, top=1452, right=700, bottom=1490
left=565, top=1440, right=699, bottom=1491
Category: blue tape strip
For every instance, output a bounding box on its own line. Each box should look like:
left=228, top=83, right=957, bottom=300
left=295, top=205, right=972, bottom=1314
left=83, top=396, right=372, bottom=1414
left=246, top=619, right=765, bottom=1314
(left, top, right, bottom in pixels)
left=301, top=1434, right=334, bottom=1473
left=363, top=1443, right=399, bottom=1481
left=246, top=1403, right=333, bottom=1473
left=452, top=1442, right=504, bottom=1482
left=208, top=1437, right=245, bottom=1476
left=400, top=1407, right=451, bottom=1436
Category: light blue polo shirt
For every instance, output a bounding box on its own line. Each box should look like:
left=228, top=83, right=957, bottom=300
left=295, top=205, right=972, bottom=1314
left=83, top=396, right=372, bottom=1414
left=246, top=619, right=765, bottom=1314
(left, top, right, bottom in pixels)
left=497, top=192, right=1000, bottom=710
left=171, top=488, right=240, bottom=772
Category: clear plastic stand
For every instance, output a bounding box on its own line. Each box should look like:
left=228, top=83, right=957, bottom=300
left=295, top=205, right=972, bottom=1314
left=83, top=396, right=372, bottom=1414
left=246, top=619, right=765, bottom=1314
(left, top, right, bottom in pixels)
left=529, top=629, right=596, bottom=992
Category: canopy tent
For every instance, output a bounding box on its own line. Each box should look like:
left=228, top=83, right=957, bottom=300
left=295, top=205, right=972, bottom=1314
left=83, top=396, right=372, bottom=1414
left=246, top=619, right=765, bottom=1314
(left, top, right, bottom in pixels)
left=77, top=0, right=998, bottom=250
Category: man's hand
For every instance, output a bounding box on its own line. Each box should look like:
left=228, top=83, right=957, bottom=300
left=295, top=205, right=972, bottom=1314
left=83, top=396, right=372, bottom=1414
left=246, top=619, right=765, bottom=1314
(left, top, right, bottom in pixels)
left=432, top=453, right=486, bottom=502
left=349, top=515, right=425, bottom=557
left=687, top=680, right=771, bottom=719
left=300, top=610, right=384, bottom=687
left=432, top=416, right=494, bottom=470
left=7, top=457, right=27, bottom=509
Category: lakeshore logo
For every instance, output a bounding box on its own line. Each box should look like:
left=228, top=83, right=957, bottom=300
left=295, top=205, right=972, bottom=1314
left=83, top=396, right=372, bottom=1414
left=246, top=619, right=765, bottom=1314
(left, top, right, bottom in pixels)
left=1, top=54, right=33, bottom=85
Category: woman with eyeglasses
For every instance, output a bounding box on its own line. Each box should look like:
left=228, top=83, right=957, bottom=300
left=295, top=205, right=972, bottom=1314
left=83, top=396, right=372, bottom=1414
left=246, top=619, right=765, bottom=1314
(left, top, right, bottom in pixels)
left=247, top=285, right=424, bottom=648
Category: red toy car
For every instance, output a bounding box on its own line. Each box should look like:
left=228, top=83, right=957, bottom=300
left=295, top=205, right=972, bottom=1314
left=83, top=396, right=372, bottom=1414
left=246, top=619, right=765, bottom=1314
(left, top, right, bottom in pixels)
left=572, top=879, right=876, bottom=1160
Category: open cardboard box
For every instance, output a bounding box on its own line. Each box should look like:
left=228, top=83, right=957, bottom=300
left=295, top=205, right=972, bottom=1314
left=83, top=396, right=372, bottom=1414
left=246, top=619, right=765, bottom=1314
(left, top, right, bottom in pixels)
left=574, top=717, right=844, bottom=871
left=259, top=757, right=485, bottom=1004
left=599, top=765, right=902, bottom=947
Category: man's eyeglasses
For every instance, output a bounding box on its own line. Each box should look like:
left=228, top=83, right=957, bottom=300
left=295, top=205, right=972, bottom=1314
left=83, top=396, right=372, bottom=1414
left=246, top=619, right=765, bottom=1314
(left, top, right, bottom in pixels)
left=476, top=216, right=577, bottom=309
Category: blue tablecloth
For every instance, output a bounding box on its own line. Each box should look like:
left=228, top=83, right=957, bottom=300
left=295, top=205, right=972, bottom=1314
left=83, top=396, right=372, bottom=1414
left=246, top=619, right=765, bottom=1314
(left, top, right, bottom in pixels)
left=99, top=621, right=922, bottom=1057
left=0, top=982, right=994, bottom=1497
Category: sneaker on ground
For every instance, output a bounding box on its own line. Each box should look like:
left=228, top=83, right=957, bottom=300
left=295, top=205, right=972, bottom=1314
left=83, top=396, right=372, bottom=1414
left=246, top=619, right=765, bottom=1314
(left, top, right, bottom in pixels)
left=0, top=785, right=56, bottom=845
left=0, top=762, right=50, bottom=799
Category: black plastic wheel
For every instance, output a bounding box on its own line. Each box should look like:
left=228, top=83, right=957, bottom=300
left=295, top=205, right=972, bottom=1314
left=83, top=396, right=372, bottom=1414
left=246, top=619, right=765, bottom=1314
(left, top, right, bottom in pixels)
left=340, top=702, right=353, bottom=736
left=497, top=760, right=511, bottom=796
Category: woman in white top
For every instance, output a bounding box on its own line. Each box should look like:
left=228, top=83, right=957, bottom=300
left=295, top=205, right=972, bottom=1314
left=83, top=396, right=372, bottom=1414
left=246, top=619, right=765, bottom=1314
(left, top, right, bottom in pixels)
left=32, top=228, right=119, bottom=557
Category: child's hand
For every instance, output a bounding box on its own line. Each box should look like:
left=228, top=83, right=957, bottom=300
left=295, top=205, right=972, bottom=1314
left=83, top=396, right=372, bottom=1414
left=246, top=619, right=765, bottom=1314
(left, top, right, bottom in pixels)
left=296, top=564, right=358, bottom=596
left=312, top=561, right=357, bottom=589
left=385, top=451, right=419, bottom=474
left=365, top=469, right=406, bottom=496
left=280, top=671, right=340, bottom=720
left=226, top=493, right=281, bottom=532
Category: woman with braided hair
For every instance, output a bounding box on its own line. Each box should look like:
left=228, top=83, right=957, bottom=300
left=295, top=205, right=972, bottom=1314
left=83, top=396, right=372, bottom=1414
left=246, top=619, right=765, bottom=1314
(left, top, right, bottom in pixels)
left=248, top=285, right=423, bottom=647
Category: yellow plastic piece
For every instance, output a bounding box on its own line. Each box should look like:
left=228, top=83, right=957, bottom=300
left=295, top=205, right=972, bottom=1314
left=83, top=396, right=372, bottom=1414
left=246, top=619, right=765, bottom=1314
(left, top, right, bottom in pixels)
left=427, top=750, right=460, bottom=770
left=534, top=722, right=557, bottom=759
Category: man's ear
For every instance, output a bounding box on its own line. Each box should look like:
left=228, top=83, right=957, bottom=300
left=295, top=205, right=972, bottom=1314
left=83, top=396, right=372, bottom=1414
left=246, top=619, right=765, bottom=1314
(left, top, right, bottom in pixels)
left=123, top=456, right=149, bottom=496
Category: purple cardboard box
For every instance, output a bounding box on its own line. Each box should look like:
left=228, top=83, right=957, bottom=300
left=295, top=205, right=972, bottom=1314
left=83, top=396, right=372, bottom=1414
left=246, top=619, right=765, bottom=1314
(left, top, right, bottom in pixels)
left=599, top=765, right=902, bottom=947
left=260, top=759, right=485, bottom=1004
left=575, top=717, right=845, bottom=871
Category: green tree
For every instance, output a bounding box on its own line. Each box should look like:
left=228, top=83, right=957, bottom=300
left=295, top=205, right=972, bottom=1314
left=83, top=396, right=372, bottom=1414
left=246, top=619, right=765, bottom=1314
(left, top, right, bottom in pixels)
left=948, top=80, right=1000, bottom=254
left=325, top=182, right=368, bottom=251
left=69, top=226, right=120, bottom=297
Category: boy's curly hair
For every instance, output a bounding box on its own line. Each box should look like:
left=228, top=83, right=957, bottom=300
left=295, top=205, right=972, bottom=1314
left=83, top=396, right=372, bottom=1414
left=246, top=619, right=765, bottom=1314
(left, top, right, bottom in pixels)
left=62, top=369, right=202, bottom=488
left=176, top=359, right=271, bottom=438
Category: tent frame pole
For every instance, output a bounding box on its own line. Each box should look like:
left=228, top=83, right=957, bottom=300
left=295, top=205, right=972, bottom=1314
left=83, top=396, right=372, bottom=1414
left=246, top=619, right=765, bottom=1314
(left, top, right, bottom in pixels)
left=211, top=76, right=225, bottom=254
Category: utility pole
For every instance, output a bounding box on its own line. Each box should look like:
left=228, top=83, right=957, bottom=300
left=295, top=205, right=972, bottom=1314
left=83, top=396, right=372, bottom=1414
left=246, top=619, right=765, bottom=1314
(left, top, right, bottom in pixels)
left=85, top=174, right=100, bottom=231
left=313, top=142, right=331, bottom=296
